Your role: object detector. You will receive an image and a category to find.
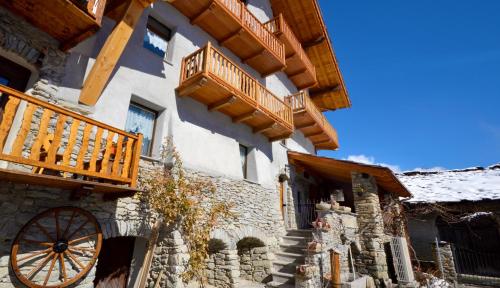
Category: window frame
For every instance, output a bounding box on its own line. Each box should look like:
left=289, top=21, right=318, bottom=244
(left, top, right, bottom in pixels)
left=239, top=144, right=249, bottom=179
left=143, top=16, right=173, bottom=60
left=126, top=102, right=158, bottom=157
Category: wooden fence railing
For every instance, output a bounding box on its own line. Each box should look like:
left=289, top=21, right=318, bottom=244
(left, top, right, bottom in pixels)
left=286, top=90, right=337, bottom=140
left=0, top=85, right=142, bottom=187
left=217, top=0, right=285, bottom=61
left=180, top=43, right=293, bottom=129
left=264, top=14, right=316, bottom=76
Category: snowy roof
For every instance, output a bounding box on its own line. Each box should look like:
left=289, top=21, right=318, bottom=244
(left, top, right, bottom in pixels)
left=398, top=164, right=500, bottom=203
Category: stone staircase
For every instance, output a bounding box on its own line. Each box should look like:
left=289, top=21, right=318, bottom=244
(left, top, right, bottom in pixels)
left=268, top=229, right=312, bottom=288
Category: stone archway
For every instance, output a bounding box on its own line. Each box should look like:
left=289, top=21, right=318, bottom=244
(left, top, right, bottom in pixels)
left=236, top=237, right=272, bottom=283
left=205, top=237, right=240, bottom=288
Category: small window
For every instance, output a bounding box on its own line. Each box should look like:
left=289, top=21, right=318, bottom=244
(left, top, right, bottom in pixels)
left=143, top=16, right=172, bottom=58
left=239, top=144, right=249, bottom=179
left=125, top=103, right=157, bottom=156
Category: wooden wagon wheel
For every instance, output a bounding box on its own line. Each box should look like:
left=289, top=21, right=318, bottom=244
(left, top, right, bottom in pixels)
left=11, top=207, right=102, bottom=288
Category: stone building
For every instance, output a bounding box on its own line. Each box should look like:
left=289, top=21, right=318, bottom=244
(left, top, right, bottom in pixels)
left=399, top=164, right=500, bottom=287
left=0, top=0, right=414, bottom=287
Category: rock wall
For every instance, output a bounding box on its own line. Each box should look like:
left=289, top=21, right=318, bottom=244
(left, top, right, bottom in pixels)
left=238, top=246, right=271, bottom=282
left=351, top=172, right=389, bottom=283
left=433, top=242, right=457, bottom=283
left=205, top=249, right=240, bottom=288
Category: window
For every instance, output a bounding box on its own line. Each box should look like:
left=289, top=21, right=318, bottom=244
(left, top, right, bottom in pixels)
left=125, top=103, right=157, bottom=156
left=239, top=144, right=249, bottom=179
left=143, top=16, right=172, bottom=58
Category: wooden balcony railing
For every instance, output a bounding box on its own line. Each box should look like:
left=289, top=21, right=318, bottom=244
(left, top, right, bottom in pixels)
left=265, top=14, right=317, bottom=89
left=178, top=43, right=294, bottom=141
left=0, top=0, right=108, bottom=50
left=0, top=85, right=143, bottom=190
left=286, top=90, right=339, bottom=150
left=168, top=0, right=286, bottom=76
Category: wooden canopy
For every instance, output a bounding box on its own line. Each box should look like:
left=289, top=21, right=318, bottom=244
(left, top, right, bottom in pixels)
left=270, top=0, right=351, bottom=111
left=288, top=151, right=411, bottom=198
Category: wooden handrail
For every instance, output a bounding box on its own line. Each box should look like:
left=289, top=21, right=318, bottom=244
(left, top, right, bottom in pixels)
left=285, top=90, right=337, bottom=141
left=180, top=44, right=293, bottom=129
left=216, top=0, right=285, bottom=61
left=264, top=14, right=316, bottom=77
left=0, top=85, right=142, bottom=187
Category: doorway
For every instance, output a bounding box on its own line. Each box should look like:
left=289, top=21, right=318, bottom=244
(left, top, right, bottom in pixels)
left=0, top=55, right=31, bottom=91
left=94, top=237, right=136, bottom=288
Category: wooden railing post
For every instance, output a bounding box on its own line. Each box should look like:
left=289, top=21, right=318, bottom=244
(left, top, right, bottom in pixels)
left=203, top=42, right=211, bottom=74
left=330, top=249, right=341, bottom=288
left=130, top=133, right=143, bottom=187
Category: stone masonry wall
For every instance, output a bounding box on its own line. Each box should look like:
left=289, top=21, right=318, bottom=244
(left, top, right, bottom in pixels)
left=433, top=242, right=457, bottom=283
left=205, top=249, right=240, bottom=288
left=352, top=172, right=389, bottom=283
left=238, top=246, right=271, bottom=282
left=0, top=182, right=155, bottom=288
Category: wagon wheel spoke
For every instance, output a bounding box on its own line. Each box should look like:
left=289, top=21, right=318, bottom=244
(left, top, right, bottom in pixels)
left=34, top=221, right=55, bottom=242
left=66, top=219, right=90, bottom=241
left=26, top=251, right=55, bottom=279
left=17, top=248, right=52, bottom=263
left=68, top=246, right=96, bottom=253
left=62, top=210, right=76, bottom=239
left=68, top=233, right=97, bottom=245
left=59, top=253, right=67, bottom=282
left=64, top=250, right=85, bottom=270
left=21, top=238, right=53, bottom=247
left=43, top=253, right=58, bottom=286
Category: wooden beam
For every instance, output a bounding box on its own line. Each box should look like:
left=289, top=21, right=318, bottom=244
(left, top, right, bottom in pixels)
left=177, top=77, right=208, bottom=97
left=220, top=28, right=244, bottom=46
left=313, top=139, right=332, bottom=145
left=288, top=68, right=307, bottom=78
left=269, top=134, right=292, bottom=142
left=296, top=121, right=316, bottom=129
left=302, top=36, right=325, bottom=48
left=242, top=49, right=265, bottom=63
left=253, top=123, right=277, bottom=134
left=233, top=110, right=260, bottom=123
left=190, top=2, right=216, bottom=25
left=309, top=85, right=341, bottom=98
left=208, top=95, right=237, bottom=111
left=79, top=0, right=149, bottom=106
left=304, top=130, right=324, bottom=138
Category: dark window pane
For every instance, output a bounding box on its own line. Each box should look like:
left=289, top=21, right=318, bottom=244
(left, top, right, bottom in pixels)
left=125, top=103, right=156, bottom=156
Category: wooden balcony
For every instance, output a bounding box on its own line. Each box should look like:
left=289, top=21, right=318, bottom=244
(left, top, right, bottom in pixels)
left=0, top=85, right=143, bottom=195
left=167, top=0, right=285, bottom=76
left=0, top=0, right=107, bottom=50
left=285, top=91, right=338, bottom=150
left=264, top=14, right=317, bottom=89
left=177, top=43, right=294, bottom=141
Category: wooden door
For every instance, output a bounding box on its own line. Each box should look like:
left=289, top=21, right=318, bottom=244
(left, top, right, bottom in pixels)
left=279, top=181, right=285, bottom=219
left=94, top=237, right=136, bottom=288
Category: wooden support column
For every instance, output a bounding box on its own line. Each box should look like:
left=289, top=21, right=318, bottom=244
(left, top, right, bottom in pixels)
left=330, top=249, right=341, bottom=288
left=79, top=0, right=150, bottom=106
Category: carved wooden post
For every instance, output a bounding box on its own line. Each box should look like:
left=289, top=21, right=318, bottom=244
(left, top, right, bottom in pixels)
left=330, top=249, right=341, bottom=288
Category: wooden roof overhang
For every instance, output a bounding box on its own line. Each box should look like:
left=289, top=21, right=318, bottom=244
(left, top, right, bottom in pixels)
left=0, top=0, right=108, bottom=51
left=288, top=151, right=411, bottom=198
left=270, top=0, right=351, bottom=111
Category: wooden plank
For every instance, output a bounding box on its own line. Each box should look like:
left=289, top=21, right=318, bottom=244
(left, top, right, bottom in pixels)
left=29, top=109, right=53, bottom=160
left=121, top=138, right=134, bottom=178
left=253, top=123, right=277, bottom=134
left=303, top=130, right=323, bottom=138
left=0, top=96, right=21, bottom=151
left=130, top=134, right=143, bottom=187
left=111, top=134, right=124, bottom=176
left=88, top=127, right=104, bottom=172
left=11, top=103, right=36, bottom=156
left=76, top=124, right=93, bottom=169
left=79, top=0, right=148, bottom=106
left=100, top=131, right=115, bottom=174
left=47, top=115, right=67, bottom=164
left=208, top=95, right=236, bottom=111
left=233, top=110, right=259, bottom=123
left=62, top=119, right=81, bottom=167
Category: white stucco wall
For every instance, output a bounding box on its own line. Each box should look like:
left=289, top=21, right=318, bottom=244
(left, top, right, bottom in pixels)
left=58, top=1, right=315, bottom=189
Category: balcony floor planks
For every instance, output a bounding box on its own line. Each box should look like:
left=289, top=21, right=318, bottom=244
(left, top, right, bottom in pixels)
left=177, top=73, right=292, bottom=141
left=0, top=168, right=141, bottom=195
left=293, top=109, right=337, bottom=150
left=170, top=0, right=285, bottom=75
left=277, top=35, right=317, bottom=89
left=0, top=0, right=101, bottom=49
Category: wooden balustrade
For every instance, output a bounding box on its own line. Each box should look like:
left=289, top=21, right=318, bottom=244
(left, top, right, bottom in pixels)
left=0, top=85, right=143, bottom=188
left=178, top=43, right=293, bottom=141
left=265, top=14, right=317, bottom=89
left=286, top=90, right=338, bottom=149
left=168, top=0, right=285, bottom=75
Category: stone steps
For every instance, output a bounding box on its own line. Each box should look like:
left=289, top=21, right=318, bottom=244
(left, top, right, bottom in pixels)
left=270, top=229, right=312, bottom=287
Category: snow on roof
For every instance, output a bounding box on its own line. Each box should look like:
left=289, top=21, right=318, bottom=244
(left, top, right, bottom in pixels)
left=398, top=164, right=500, bottom=203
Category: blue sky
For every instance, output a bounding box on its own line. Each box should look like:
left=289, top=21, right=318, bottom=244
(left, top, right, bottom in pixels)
left=318, top=0, right=500, bottom=172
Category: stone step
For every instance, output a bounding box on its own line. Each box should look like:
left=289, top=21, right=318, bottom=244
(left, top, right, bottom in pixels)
left=266, top=281, right=295, bottom=288
left=275, top=252, right=305, bottom=264
left=279, top=243, right=306, bottom=254
left=282, top=236, right=309, bottom=246
left=272, top=259, right=298, bottom=274
left=270, top=271, right=295, bottom=285
left=286, top=229, right=312, bottom=237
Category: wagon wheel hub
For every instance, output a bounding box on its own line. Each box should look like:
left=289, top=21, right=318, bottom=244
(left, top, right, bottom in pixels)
left=53, top=239, right=69, bottom=253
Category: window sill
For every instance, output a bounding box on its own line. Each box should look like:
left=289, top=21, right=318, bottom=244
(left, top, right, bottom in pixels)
left=243, top=178, right=260, bottom=185
left=140, top=155, right=162, bottom=163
